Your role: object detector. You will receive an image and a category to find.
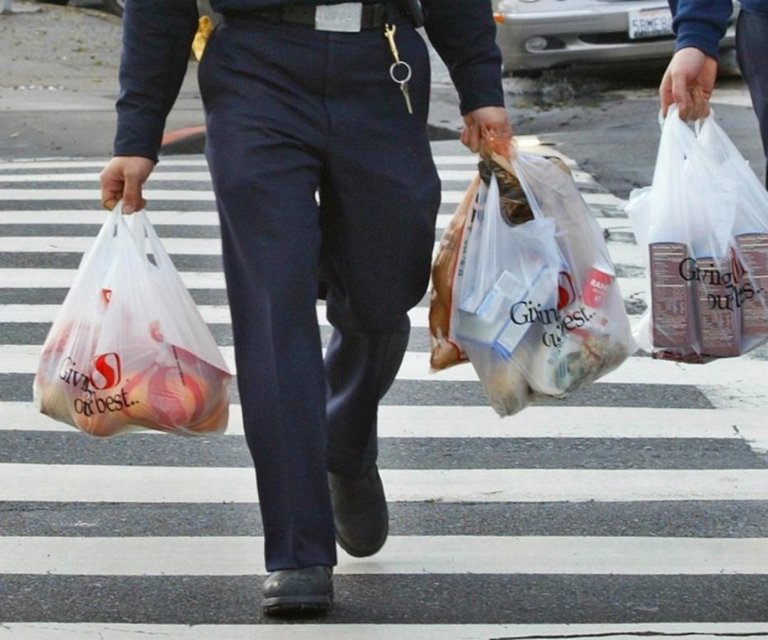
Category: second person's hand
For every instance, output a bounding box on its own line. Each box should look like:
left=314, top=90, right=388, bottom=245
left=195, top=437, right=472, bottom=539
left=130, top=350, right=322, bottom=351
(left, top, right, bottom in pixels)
left=659, top=47, right=718, bottom=121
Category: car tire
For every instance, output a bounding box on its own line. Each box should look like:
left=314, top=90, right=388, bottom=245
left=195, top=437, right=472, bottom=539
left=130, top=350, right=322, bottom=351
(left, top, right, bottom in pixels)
left=103, top=0, right=124, bottom=16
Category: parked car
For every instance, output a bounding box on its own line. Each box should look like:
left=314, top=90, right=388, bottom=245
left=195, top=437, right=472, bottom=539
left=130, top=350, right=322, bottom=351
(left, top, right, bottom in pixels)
left=493, top=0, right=739, bottom=75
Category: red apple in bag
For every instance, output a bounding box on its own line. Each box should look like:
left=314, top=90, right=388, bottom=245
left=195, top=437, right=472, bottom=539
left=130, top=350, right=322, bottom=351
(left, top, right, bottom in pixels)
left=121, top=345, right=229, bottom=434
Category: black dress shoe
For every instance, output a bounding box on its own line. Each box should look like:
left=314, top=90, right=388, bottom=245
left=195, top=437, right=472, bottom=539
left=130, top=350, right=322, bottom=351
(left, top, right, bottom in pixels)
left=262, top=566, right=333, bottom=617
left=328, top=465, right=389, bottom=557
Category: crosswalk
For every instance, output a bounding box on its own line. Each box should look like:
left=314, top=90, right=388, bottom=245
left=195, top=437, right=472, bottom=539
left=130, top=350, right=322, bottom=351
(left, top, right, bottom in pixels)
left=2, top=138, right=768, bottom=638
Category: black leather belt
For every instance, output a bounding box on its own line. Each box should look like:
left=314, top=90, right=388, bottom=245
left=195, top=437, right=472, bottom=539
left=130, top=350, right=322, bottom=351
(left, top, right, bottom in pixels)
left=250, top=3, right=399, bottom=31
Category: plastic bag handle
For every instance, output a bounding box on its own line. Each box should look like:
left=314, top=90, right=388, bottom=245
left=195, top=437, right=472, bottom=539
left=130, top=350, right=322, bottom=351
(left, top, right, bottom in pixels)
left=661, top=105, right=699, bottom=156
left=123, top=209, right=174, bottom=272
left=649, top=104, right=702, bottom=190
left=509, top=158, right=544, bottom=221
left=655, top=105, right=707, bottom=135
left=68, top=208, right=122, bottom=287
left=691, top=107, right=716, bottom=137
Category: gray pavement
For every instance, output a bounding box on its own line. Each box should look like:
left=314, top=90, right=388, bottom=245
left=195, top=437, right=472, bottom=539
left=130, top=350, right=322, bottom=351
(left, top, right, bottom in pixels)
left=0, top=0, right=467, bottom=160
left=1, top=1, right=129, bottom=158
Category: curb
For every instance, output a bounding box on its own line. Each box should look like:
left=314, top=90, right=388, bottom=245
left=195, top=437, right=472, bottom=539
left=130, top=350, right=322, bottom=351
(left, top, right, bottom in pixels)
left=160, top=125, right=207, bottom=156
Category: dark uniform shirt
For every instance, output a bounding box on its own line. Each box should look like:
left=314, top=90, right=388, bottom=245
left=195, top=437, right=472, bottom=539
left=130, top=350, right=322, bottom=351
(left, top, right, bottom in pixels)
left=670, top=0, right=768, bottom=59
left=115, top=0, right=504, bottom=162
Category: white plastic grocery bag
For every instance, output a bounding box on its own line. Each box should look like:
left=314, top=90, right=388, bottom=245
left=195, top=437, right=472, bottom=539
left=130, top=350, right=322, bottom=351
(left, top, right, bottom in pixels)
left=454, top=151, right=635, bottom=416
left=34, top=206, right=232, bottom=436
left=626, top=107, right=768, bottom=362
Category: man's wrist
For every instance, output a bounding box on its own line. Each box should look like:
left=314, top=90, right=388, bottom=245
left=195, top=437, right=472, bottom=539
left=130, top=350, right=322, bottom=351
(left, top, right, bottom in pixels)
left=675, top=20, right=723, bottom=60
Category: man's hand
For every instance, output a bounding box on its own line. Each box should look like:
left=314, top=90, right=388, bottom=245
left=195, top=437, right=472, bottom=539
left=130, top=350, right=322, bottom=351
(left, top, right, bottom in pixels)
left=100, top=156, right=155, bottom=213
left=660, top=47, right=718, bottom=121
left=461, top=106, right=513, bottom=154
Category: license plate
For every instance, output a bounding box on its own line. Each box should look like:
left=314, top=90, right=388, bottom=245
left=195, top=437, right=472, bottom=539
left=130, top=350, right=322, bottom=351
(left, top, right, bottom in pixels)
left=628, top=7, right=673, bottom=39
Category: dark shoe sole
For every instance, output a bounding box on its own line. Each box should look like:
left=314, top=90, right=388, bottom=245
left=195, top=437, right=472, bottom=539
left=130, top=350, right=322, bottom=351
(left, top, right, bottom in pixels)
left=262, top=595, right=332, bottom=617
left=335, top=519, right=388, bottom=558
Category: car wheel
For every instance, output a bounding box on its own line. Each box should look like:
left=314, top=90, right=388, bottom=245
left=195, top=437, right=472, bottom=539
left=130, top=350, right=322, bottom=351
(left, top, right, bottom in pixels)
left=103, top=0, right=124, bottom=16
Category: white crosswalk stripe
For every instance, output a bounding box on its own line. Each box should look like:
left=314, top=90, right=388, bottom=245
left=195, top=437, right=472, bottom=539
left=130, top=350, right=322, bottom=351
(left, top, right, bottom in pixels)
left=3, top=400, right=768, bottom=441
left=2, top=622, right=766, bottom=640
left=3, top=464, right=768, bottom=503
left=1, top=143, right=767, bottom=637
left=5, top=535, right=768, bottom=575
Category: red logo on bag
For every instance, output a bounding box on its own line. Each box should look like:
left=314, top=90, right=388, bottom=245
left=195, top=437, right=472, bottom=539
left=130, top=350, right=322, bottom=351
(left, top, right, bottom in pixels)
left=557, top=271, right=577, bottom=309
left=90, top=352, right=122, bottom=390
left=102, top=288, right=112, bottom=304
left=584, top=267, right=614, bottom=308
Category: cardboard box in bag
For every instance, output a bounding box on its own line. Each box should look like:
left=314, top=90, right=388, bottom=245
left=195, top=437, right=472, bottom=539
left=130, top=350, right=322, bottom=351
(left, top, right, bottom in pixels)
left=693, top=257, right=741, bottom=357
left=649, top=242, right=695, bottom=351
left=735, top=233, right=768, bottom=338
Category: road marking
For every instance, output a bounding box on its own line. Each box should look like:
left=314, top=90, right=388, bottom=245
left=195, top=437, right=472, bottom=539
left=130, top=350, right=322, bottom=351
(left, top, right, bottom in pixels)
left=1, top=464, right=767, bottom=503
left=0, top=189, right=621, bottom=210
left=7, top=344, right=768, bottom=391
left=0, top=209, right=221, bottom=226
left=0, top=159, right=210, bottom=171
left=0, top=188, right=217, bottom=201
left=0, top=303, right=424, bottom=327
left=0, top=268, right=649, bottom=301
left=1, top=623, right=766, bottom=640
left=0, top=169, right=482, bottom=184
left=0, top=235, right=225, bottom=254
left=5, top=401, right=768, bottom=442
left=2, top=534, right=768, bottom=576
left=1, top=150, right=765, bottom=635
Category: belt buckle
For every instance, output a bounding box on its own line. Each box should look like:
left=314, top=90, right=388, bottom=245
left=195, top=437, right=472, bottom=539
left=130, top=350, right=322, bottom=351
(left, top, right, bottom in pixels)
left=315, top=3, right=363, bottom=32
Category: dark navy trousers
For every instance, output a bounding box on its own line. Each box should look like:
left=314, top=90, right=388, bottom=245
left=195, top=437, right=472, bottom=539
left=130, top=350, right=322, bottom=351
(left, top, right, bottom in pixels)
left=198, top=12, right=441, bottom=571
left=736, top=9, right=768, bottom=188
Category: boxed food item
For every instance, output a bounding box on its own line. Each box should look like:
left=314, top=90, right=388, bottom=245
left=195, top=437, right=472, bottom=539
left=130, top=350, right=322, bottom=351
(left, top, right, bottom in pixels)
left=693, top=256, right=741, bottom=357
left=628, top=109, right=768, bottom=362
left=649, top=242, right=696, bottom=354
left=735, top=233, right=768, bottom=339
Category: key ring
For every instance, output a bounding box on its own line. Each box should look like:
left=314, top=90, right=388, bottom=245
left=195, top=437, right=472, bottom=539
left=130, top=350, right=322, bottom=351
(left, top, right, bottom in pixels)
left=389, top=60, right=412, bottom=85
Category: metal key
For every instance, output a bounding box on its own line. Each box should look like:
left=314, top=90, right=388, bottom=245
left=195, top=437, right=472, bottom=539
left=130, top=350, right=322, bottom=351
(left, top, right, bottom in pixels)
left=384, top=23, right=413, bottom=114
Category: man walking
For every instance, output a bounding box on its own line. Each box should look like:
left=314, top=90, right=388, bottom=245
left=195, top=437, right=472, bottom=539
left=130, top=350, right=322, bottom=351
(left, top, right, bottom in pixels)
left=100, top=0, right=511, bottom=617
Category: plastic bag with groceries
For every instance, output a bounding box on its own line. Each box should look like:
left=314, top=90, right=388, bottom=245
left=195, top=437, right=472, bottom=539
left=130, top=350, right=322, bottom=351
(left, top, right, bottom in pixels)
left=431, top=144, right=635, bottom=417
left=34, top=206, right=232, bottom=436
left=626, top=107, right=768, bottom=363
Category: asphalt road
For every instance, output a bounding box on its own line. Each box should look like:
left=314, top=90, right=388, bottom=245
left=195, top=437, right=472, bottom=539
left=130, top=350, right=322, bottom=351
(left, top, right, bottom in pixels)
left=3, top=3, right=768, bottom=634
left=3, top=146, right=768, bottom=634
